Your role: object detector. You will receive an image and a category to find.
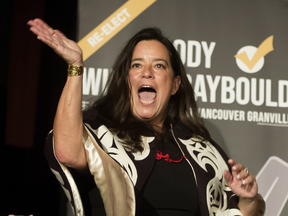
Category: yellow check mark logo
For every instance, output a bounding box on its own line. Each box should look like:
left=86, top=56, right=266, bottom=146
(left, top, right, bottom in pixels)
left=234, top=35, right=274, bottom=70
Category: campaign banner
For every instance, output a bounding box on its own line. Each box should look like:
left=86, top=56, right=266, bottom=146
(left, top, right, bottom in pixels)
left=77, top=1, right=288, bottom=215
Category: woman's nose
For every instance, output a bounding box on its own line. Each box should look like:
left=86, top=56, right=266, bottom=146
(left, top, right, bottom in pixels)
left=141, top=66, right=154, bottom=79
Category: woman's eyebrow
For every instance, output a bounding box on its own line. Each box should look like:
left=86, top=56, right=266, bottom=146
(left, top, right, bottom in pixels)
left=131, top=58, right=169, bottom=66
left=131, top=58, right=144, bottom=62
left=153, top=58, right=169, bottom=65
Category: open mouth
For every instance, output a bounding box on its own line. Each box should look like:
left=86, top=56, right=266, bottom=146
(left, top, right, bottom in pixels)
left=138, top=86, right=157, bottom=105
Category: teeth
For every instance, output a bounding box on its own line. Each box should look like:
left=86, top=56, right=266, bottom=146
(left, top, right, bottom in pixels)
left=142, top=85, right=152, bottom=88
left=140, top=99, right=154, bottom=104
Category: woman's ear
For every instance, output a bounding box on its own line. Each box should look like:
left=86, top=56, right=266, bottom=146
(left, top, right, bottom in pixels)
left=172, top=75, right=181, bottom=95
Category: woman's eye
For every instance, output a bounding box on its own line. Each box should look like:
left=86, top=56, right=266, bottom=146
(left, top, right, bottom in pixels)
left=132, top=63, right=141, bottom=68
left=156, top=64, right=165, bottom=69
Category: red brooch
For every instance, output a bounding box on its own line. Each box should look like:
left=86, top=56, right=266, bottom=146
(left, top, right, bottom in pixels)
left=156, top=150, right=187, bottom=163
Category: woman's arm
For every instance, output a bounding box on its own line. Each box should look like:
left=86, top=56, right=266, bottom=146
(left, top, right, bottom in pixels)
left=224, top=159, right=265, bottom=216
left=238, top=194, right=265, bottom=216
left=28, top=18, right=87, bottom=170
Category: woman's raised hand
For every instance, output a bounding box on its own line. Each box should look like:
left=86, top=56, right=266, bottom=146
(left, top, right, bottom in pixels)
left=224, top=159, right=258, bottom=199
left=27, top=18, right=83, bottom=66
left=224, top=159, right=264, bottom=215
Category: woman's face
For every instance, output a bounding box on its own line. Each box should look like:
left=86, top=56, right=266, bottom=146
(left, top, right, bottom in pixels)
left=129, top=40, right=181, bottom=128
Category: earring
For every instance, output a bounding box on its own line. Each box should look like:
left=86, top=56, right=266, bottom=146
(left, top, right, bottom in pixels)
left=171, top=92, right=174, bottom=95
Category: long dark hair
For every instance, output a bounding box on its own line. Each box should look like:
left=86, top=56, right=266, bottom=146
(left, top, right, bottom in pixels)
left=90, top=27, right=210, bottom=152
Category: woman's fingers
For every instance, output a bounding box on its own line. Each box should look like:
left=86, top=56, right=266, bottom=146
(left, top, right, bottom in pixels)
left=28, top=18, right=83, bottom=65
left=236, top=167, right=250, bottom=181
left=28, top=19, right=62, bottom=48
left=28, top=18, right=55, bottom=41
left=33, top=18, right=54, bottom=35
left=226, top=159, right=258, bottom=199
left=54, top=29, right=67, bottom=38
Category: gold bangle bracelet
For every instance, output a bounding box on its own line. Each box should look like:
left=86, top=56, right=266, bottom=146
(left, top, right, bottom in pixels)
left=67, top=64, right=83, bottom=76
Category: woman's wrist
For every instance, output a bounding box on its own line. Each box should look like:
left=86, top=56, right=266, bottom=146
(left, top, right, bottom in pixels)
left=67, top=64, right=84, bottom=77
left=239, top=194, right=262, bottom=216
left=240, top=194, right=258, bottom=203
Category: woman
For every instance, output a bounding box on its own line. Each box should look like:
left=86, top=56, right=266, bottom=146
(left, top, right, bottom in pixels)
left=28, top=18, right=265, bottom=216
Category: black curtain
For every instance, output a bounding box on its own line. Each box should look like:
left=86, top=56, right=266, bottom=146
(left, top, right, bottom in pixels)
left=0, top=0, right=78, bottom=215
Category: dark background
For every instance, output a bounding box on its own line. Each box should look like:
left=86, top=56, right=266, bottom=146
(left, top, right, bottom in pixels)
left=0, top=0, right=77, bottom=215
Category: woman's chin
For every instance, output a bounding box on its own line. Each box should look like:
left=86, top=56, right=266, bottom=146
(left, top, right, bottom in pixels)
left=138, top=115, right=154, bottom=121
left=132, top=108, right=162, bottom=124
left=135, top=113, right=155, bottom=122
